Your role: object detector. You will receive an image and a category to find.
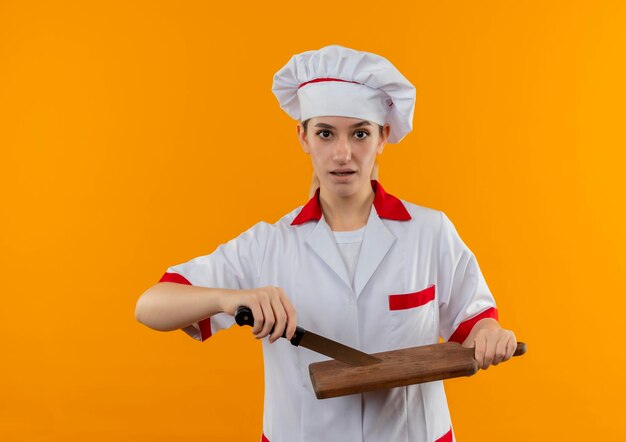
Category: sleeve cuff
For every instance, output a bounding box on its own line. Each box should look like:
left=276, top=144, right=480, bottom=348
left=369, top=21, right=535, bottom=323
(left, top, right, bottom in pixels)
left=448, top=307, right=498, bottom=344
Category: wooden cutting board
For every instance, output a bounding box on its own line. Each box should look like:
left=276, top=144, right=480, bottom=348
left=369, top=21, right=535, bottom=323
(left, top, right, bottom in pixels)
left=309, top=341, right=526, bottom=399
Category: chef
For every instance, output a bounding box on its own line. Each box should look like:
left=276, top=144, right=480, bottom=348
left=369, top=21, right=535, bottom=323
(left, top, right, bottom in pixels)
left=135, top=44, right=518, bottom=442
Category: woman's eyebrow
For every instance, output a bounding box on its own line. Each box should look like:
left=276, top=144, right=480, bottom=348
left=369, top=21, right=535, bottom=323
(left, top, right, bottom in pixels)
left=314, top=120, right=372, bottom=129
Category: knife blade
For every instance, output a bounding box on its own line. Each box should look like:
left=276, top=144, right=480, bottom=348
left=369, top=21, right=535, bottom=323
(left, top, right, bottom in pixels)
left=235, top=306, right=381, bottom=366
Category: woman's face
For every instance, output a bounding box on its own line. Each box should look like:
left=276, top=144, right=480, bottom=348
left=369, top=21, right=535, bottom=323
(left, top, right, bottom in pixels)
left=297, top=116, right=390, bottom=199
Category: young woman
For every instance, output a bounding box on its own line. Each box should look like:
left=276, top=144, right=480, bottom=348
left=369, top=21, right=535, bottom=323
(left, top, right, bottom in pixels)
left=135, top=45, right=517, bottom=442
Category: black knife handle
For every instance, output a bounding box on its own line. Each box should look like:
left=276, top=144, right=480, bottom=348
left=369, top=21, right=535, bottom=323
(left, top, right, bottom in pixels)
left=234, top=305, right=255, bottom=326
left=235, top=306, right=304, bottom=346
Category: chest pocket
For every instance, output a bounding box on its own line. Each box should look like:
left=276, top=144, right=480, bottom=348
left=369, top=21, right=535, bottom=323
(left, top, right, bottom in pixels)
left=387, top=284, right=437, bottom=348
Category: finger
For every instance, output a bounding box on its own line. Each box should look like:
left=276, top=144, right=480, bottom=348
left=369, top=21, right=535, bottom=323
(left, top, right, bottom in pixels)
left=255, top=296, right=275, bottom=339
left=492, top=334, right=509, bottom=365
left=474, top=334, right=487, bottom=368
left=506, top=336, right=517, bottom=360
left=481, top=332, right=496, bottom=369
left=248, top=302, right=264, bottom=336
left=269, top=295, right=287, bottom=343
left=278, top=288, right=297, bottom=340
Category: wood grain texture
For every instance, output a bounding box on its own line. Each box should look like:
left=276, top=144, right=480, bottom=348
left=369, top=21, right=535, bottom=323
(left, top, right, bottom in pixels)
left=309, top=341, right=526, bottom=399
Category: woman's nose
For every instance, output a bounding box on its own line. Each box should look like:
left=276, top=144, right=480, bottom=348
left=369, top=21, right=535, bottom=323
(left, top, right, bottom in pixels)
left=333, top=136, right=351, bottom=163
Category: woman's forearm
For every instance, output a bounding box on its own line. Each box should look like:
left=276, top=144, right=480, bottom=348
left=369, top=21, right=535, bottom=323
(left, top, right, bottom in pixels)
left=135, top=283, right=298, bottom=341
left=135, top=282, right=232, bottom=332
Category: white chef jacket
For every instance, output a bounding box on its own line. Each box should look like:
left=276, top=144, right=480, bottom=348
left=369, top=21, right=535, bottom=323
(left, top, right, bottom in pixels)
left=159, top=180, right=498, bottom=442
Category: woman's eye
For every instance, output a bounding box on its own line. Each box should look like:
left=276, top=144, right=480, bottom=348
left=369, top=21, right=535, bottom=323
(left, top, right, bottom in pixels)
left=354, top=130, right=369, bottom=139
left=316, top=130, right=332, bottom=139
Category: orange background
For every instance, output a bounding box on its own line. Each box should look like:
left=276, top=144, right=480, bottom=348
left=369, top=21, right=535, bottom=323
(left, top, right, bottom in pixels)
left=1, top=0, right=625, bottom=440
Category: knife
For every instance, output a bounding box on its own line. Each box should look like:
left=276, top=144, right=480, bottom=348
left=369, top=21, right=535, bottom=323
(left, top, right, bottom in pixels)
left=234, top=306, right=382, bottom=366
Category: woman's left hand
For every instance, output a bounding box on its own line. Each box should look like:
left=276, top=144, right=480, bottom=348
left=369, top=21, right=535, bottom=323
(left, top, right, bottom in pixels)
left=461, top=318, right=517, bottom=370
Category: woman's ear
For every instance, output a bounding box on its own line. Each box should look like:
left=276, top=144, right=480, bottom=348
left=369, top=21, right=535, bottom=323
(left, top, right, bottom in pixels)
left=377, top=124, right=391, bottom=154
left=296, top=123, right=310, bottom=154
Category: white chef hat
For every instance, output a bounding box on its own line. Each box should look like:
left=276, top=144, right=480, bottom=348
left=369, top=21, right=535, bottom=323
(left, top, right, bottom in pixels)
left=272, top=45, right=416, bottom=144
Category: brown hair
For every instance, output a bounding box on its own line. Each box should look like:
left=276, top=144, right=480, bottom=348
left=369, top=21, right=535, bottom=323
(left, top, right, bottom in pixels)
left=302, top=119, right=383, bottom=198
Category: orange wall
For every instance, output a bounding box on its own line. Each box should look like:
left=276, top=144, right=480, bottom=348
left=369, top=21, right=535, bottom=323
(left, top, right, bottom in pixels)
left=1, top=1, right=625, bottom=440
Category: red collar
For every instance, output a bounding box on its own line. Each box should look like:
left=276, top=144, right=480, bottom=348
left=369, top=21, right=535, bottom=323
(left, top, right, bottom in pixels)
left=291, top=180, right=412, bottom=226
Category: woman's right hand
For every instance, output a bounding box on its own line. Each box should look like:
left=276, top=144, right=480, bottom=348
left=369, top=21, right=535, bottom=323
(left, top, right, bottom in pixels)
left=220, top=286, right=297, bottom=343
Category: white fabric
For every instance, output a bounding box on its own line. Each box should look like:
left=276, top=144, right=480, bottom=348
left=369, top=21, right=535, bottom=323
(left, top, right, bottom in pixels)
left=164, top=200, right=496, bottom=442
left=298, top=81, right=390, bottom=128
left=332, top=226, right=365, bottom=288
left=272, top=44, right=416, bottom=144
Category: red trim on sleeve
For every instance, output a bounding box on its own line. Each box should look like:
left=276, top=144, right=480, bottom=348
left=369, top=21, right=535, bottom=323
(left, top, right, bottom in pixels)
left=448, top=307, right=499, bottom=344
left=261, top=434, right=270, bottom=442
left=435, top=427, right=453, bottom=442
left=389, top=285, right=435, bottom=310
left=291, top=180, right=411, bottom=225
left=197, top=318, right=212, bottom=341
left=159, top=272, right=192, bottom=285
left=158, top=272, right=212, bottom=341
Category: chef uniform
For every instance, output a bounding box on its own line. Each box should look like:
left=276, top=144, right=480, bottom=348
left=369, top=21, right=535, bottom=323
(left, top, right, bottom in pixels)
left=158, top=45, right=499, bottom=442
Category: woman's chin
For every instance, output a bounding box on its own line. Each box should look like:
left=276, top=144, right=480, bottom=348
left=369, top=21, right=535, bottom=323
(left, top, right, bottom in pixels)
left=323, top=177, right=366, bottom=197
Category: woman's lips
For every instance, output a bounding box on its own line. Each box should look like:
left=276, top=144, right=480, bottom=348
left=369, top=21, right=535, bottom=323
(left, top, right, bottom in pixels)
left=330, top=170, right=356, bottom=181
